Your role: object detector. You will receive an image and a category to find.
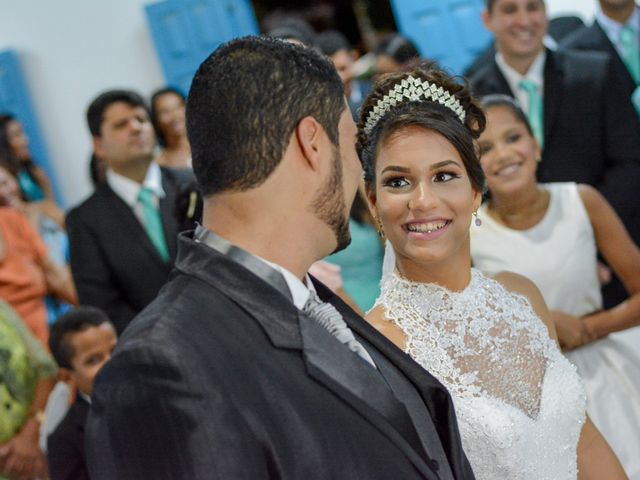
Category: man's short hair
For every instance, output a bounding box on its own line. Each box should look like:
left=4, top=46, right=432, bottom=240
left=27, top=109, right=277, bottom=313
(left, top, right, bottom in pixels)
left=316, top=30, right=351, bottom=57
left=86, top=89, right=149, bottom=137
left=186, top=35, right=345, bottom=196
left=485, top=0, right=545, bottom=13
left=49, top=306, right=113, bottom=369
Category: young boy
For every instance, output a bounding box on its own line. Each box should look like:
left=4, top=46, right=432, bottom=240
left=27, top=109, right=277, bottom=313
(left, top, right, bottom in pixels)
left=47, top=306, right=117, bottom=480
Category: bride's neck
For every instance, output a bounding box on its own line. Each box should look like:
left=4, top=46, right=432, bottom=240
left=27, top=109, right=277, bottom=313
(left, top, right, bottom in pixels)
left=395, top=246, right=473, bottom=292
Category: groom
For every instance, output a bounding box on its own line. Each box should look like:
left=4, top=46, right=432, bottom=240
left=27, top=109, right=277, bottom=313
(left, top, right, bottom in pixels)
left=85, top=36, right=474, bottom=480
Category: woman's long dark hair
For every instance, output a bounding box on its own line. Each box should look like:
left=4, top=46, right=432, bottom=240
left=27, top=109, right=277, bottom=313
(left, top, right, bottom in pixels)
left=0, top=114, right=42, bottom=195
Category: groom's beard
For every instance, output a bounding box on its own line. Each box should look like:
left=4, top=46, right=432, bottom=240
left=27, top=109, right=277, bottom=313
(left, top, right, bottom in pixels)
left=310, top=146, right=351, bottom=254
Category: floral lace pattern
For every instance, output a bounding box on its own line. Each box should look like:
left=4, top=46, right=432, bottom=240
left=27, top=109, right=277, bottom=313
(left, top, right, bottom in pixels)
left=376, top=269, right=586, bottom=479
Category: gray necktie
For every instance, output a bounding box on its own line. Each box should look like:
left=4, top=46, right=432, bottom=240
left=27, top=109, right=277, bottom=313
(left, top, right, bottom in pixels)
left=303, top=290, right=377, bottom=369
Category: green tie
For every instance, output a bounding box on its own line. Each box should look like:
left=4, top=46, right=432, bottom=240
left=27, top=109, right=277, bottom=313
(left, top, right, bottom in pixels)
left=137, top=187, right=169, bottom=262
left=518, top=79, right=544, bottom=148
left=620, top=25, right=640, bottom=116
left=620, top=25, right=640, bottom=83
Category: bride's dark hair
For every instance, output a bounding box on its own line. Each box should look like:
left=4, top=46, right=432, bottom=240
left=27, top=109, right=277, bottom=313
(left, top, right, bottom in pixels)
left=357, top=61, right=486, bottom=192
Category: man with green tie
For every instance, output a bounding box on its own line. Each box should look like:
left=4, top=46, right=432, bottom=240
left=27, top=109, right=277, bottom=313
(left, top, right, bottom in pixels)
left=469, top=0, right=640, bottom=309
left=562, top=1, right=640, bottom=114
left=66, top=90, right=192, bottom=333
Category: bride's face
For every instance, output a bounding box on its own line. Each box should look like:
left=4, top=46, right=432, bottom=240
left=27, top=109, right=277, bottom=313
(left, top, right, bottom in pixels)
left=368, top=126, right=481, bottom=271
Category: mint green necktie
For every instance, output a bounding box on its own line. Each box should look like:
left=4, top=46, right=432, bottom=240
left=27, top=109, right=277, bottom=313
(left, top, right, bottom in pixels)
left=518, top=79, right=544, bottom=148
left=137, top=187, right=169, bottom=262
left=620, top=25, right=640, bottom=116
left=620, top=24, right=640, bottom=83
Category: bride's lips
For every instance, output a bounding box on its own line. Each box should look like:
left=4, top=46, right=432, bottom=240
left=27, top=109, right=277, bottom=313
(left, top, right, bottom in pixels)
left=403, top=218, right=452, bottom=240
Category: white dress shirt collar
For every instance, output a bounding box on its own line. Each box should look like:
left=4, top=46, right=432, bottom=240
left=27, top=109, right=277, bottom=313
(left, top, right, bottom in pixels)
left=261, top=258, right=313, bottom=310
left=495, top=50, right=546, bottom=114
left=106, top=161, right=165, bottom=208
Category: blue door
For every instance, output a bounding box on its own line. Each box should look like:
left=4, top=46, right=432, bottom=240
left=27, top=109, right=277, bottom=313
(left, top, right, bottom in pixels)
left=0, top=50, right=62, bottom=204
left=389, top=0, right=492, bottom=75
left=145, top=0, right=259, bottom=95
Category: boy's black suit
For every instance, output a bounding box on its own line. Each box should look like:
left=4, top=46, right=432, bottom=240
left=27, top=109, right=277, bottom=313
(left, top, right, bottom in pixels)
left=47, top=396, right=90, bottom=480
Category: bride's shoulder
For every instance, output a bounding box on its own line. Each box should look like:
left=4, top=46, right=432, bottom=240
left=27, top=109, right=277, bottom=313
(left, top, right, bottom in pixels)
left=366, top=305, right=407, bottom=350
left=484, top=271, right=558, bottom=342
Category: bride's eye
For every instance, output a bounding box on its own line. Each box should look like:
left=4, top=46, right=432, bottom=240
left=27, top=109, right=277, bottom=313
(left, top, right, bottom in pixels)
left=382, top=176, right=409, bottom=189
left=433, top=171, right=459, bottom=183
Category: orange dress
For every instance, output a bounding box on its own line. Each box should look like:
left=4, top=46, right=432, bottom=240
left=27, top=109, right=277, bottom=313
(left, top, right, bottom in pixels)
left=0, top=207, right=49, bottom=347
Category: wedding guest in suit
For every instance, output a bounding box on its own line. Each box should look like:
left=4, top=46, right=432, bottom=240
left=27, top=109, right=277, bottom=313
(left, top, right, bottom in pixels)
left=47, top=307, right=116, bottom=480
left=470, top=0, right=640, bottom=308
left=66, top=90, right=192, bottom=333
left=562, top=0, right=640, bottom=116
left=150, top=87, right=191, bottom=169
left=85, top=36, right=475, bottom=480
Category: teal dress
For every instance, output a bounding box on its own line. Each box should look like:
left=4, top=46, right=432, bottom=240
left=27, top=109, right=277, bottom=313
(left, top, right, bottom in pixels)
left=326, top=219, right=384, bottom=312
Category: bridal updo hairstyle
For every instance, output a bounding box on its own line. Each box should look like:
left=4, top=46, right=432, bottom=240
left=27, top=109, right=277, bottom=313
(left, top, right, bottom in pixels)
left=357, top=62, right=486, bottom=193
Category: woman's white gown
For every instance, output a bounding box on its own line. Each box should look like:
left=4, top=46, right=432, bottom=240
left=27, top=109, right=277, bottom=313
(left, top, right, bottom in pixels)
left=471, top=182, right=640, bottom=479
left=375, top=269, right=586, bottom=479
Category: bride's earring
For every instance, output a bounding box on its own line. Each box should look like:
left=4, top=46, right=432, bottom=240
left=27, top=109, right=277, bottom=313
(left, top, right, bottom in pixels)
left=473, top=210, right=482, bottom=227
left=375, top=215, right=385, bottom=238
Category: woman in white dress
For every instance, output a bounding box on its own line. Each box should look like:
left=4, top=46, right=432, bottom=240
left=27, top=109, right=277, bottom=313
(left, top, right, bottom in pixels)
left=471, top=94, right=640, bottom=479
left=357, top=63, right=626, bottom=479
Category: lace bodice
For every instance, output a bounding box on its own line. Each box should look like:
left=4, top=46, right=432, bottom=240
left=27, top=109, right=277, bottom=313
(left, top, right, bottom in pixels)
left=376, top=269, right=586, bottom=480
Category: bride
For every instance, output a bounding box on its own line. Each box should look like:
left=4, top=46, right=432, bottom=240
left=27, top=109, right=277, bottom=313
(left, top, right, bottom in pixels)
left=357, top=63, right=626, bottom=479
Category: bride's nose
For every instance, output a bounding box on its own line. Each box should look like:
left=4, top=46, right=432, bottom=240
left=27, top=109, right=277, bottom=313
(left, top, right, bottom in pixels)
left=407, top=182, right=437, bottom=211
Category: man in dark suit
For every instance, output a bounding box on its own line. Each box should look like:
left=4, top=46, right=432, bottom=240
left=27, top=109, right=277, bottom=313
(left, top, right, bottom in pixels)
left=85, top=37, right=475, bottom=480
left=66, top=90, right=191, bottom=333
left=562, top=1, right=639, bottom=114
left=470, top=0, right=640, bottom=307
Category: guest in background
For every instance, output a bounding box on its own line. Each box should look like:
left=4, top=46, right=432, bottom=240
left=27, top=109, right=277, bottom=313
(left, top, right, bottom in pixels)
left=374, top=33, right=420, bottom=75
left=0, top=114, right=64, bottom=227
left=470, top=0, right=640, bottom=309
left=472, top=94, right=640, bottom=478
left=66, top=90, right=192, bottom=333
left=47, top=307, right=117, bottom=480
left=150, top=88, right=191, bottom=169
left=0, top=207, right=77, bottom=346
left=316, top=30, right=371, bottom=117
left=0, top=165, right=72, bottom=324
left=0, top=300, right=56, bottom=480
left=562, top=0, right=640, bottom=116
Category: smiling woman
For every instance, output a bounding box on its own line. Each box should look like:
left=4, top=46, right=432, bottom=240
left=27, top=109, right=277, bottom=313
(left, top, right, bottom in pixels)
left=472, top=94, right=640, bottom=478
left=357, top=62, right=626, bottom=479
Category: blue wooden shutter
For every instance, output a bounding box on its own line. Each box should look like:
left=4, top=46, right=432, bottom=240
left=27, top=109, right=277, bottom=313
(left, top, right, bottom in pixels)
left=0, top=50, right=62, bottom=204
left=145, top=0, right=259, bottom=95
left=389, top=0, right=492, bottom=75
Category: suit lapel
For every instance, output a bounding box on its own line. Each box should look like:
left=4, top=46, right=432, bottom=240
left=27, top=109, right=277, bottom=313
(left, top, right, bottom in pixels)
left=594, top=21, right=638, bottom=89
left=543, top=50, right=563, bottom=147
left=159, top=170, right=179, bottom=260
left=175, top=239, right=438, bottom=478
left=99, top=185, right=169, bottom=269
left=316, top=283, right=471, bottom=480
left=487, top=60, right=514, bottom=96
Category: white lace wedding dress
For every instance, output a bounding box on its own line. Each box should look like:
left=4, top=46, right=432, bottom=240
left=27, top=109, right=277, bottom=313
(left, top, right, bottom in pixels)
left=375, top=268, right=587, bottom=480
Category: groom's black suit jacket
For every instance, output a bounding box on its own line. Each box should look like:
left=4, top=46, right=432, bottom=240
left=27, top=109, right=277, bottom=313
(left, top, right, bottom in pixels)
left=85, top=233, right=475, bottom=480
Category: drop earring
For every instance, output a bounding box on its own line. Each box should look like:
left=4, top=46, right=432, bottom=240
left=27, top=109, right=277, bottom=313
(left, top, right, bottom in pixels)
left=473, top=210, right=482, bottom=227
left=375, top=215, right=385, bottom=238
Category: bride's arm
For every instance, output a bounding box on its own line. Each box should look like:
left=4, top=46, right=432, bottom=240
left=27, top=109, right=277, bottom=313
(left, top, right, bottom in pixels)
left=494, top=272, right=627, bottom=480
left=577, top=417, right=627, bottom=480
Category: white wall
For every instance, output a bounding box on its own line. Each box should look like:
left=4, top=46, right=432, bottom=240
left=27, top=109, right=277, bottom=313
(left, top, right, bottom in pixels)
left=0, top=0, right=598, bottom=208
left=0, top=0, right=165, bottom=207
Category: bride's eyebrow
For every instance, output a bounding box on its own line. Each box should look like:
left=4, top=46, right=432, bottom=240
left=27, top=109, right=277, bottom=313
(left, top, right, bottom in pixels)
left=381, top=165, right=411, bottom=174
left=430, top=160, right=461, bottom=170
